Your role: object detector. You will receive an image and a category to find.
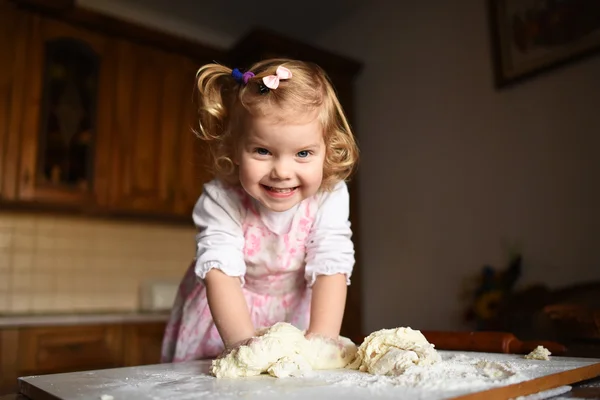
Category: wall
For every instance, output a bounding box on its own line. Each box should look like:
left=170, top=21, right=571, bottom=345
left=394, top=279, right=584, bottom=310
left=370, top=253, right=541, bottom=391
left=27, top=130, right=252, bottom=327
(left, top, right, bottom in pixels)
left=317, top=0, right=600, bottom=332
left=0, top=212, right=194, bottom=313
left=75, top=0, right=234, bottom=48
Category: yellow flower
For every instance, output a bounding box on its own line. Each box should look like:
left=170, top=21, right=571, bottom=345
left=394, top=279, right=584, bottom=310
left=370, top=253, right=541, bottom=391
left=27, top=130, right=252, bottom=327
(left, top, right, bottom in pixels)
left=473, top=290, right=503, bottom=320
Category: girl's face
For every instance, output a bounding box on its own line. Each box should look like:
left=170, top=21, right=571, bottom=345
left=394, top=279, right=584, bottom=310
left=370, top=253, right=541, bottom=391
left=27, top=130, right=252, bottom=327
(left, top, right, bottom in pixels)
left=237, top=114, right=326, bottom=212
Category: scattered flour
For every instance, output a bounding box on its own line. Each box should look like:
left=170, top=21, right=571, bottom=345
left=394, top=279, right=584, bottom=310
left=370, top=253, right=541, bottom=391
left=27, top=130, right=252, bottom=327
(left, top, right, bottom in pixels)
left=326, top=353, right=526, bottom=393
left=83, top=354, right=529, bottom=400
left=513, top=385, right=572, bottom=400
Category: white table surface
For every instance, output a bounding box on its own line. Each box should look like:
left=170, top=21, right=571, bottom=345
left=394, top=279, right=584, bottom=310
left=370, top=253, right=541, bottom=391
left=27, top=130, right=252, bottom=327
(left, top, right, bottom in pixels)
left=18, top=351, right=600, bottom=400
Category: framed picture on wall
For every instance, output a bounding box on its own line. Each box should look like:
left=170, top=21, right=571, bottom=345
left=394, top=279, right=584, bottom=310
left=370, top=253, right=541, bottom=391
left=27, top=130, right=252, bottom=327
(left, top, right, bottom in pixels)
left=489, top=0, right=600, bottom=87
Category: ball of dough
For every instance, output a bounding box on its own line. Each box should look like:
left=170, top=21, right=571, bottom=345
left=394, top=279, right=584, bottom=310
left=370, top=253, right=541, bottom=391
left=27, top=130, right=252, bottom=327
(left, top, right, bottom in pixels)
left=210, top=322, right=357, bottom=378
left=347, top=327, right=441, bottom=375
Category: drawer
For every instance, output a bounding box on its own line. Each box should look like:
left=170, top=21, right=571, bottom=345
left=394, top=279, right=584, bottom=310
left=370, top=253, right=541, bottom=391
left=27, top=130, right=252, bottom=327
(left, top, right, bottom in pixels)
left=19, top=324, right=123, bottom=374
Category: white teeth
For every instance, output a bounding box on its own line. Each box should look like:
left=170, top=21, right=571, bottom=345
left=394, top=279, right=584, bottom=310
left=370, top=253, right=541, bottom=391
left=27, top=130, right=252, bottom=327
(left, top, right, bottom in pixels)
left=265, top=186, right=295, bottom=193
left=270, top=187, right=292, bottom=193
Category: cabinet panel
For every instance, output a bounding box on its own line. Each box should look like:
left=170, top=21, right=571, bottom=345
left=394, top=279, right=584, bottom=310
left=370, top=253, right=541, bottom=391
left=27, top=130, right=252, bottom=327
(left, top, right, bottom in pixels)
left=0, top=1, right=29, bottom=200
left=0, top=329, right=19, bottom=395
left=108, top=41, right=187, bottom=214
left=172, top=57, right=210, bottom=217
left=18, top=324, right=123, bottom=374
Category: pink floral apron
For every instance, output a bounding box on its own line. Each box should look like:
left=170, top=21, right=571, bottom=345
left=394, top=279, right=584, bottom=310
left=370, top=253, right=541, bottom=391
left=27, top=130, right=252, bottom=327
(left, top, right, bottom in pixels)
left=160, top=192, right=317, bottom=362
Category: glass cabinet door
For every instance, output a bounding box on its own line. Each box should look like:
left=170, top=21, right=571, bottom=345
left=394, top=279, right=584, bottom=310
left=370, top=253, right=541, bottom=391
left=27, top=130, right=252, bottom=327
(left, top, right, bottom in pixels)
left=38, top=37, right=99, bottom=192
left=15, top=16, right=111, bottom=206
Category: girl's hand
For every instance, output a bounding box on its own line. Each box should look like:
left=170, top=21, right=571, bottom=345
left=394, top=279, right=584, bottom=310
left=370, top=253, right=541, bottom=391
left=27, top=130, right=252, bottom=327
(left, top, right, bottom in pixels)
left=305, top=332, right=346, bottom=352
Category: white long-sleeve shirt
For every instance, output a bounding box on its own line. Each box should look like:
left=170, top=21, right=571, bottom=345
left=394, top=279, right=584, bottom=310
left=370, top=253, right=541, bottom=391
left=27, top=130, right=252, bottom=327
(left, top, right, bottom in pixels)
left=192, top=179, right=355, bottom=287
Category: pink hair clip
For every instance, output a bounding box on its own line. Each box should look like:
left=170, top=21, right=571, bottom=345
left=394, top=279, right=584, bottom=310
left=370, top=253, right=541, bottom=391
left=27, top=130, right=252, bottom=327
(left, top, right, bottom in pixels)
left=262, top=65, right=292, bottom=89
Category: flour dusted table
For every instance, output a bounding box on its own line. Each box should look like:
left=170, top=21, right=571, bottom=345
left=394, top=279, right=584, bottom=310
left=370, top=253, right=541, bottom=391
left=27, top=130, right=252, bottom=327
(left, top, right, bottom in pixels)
left=14, top=351, right=600, bottom=400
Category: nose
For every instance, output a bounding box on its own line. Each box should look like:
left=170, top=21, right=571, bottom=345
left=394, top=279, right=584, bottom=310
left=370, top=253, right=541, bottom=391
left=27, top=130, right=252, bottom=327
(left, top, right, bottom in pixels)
left=270, top=158, right=292, bottom=180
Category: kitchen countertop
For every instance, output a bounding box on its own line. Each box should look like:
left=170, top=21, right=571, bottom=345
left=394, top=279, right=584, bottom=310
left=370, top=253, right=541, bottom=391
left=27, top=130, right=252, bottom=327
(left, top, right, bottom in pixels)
left=13, top=352, right=600, bottom=400
left=0, top=311, right=170, bottom=328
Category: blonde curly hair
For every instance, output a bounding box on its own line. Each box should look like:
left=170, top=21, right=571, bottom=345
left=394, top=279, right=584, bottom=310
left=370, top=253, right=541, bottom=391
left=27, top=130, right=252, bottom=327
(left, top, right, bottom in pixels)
left=194, top=58, right=359, bottom=191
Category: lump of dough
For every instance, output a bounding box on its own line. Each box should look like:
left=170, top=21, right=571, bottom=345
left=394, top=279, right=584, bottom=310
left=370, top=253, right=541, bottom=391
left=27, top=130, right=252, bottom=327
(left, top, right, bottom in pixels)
left=210, top=322, right=308, bottom=378
left=348, top=327, right=441, bottom=376
left=524, top=345, right=551, bottom=360
left=210, top=322, right=357, bottom=378
left=267, top=354, right=313, bottom=378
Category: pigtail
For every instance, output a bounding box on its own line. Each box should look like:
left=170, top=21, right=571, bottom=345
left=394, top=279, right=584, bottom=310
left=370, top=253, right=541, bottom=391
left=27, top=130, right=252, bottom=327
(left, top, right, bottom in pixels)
left=324, top=83, right=359, bottom=185
left=194, top=63, right=239, bottom=182
left=195, top=63, right=235, bottom=141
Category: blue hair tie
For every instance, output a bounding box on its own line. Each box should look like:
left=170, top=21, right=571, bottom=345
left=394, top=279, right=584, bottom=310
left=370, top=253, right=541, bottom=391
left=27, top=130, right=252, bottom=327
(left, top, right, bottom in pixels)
left=232, top=68, right=255, bottom=85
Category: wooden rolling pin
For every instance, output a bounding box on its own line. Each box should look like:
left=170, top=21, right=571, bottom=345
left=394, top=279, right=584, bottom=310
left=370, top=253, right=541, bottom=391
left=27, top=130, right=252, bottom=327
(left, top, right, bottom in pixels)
left=421, top=331, right=567, bottom=355
left=351, top=331, right=568, bottom=355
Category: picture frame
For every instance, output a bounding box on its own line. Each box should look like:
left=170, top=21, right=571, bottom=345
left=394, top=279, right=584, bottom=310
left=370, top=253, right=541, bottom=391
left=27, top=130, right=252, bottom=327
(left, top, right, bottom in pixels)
left=489, top=0, right=600, bottom=88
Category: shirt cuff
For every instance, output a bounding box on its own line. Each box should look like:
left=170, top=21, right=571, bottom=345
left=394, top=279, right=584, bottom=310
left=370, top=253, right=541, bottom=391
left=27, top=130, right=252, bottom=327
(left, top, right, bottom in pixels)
left=195, top=260, right=246, bottom=286
left=305, top=264, right=352, bottom=287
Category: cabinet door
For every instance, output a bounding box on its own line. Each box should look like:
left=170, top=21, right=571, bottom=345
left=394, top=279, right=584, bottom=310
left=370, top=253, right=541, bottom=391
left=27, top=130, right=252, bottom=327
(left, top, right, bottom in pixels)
left=9, top=15, right=114, bottom=206
left=172, top=57, right=212, bottom=217
left=107, top=41, right=186, bottom=214
left=122, top=322, right=166, bottom=366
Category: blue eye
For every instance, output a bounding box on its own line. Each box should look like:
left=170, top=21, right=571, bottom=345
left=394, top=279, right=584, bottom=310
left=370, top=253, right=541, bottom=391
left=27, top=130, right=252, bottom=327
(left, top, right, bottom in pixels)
left=297, top=150, right=311, bottom=158
left=255, top=148, right=270, bottom=155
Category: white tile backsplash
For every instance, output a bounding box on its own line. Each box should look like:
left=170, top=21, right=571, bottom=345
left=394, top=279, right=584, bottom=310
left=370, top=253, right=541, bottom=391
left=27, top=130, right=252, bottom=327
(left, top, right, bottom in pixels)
left=0, top=211, right=195, bottom=314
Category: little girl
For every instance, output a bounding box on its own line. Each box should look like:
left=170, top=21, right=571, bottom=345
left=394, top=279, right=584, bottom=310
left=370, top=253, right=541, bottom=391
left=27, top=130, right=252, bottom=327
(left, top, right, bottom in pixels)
left=161, top=58, right=359, bottom=362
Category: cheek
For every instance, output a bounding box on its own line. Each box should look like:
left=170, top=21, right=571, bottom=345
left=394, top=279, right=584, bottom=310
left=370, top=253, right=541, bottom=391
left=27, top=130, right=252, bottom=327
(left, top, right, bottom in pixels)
left=239, top=158, right=262, bottom=180
left=316, top=154, right=326, bottom=175
left=302, top=161, right=324, bottom=183
left=315, top=168, right=324, bottom=183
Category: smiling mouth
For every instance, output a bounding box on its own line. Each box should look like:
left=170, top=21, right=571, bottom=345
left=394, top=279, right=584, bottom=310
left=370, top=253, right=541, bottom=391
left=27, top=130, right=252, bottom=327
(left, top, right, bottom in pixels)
left=261, top=185, right=298, bottom=194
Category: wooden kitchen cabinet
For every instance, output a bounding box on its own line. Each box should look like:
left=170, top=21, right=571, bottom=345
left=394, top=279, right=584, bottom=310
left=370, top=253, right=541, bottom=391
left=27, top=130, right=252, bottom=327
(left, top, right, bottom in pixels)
left=0, top=320, right=167, bottom=395
left=0, top=0, right=214, bottom=220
